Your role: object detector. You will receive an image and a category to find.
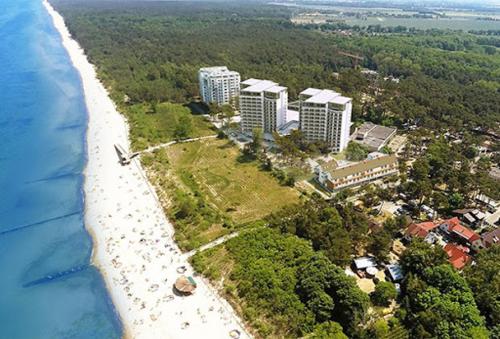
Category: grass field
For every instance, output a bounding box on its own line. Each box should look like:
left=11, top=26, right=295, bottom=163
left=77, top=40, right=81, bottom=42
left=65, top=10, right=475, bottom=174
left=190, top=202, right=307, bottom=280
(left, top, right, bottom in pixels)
left=344, top=17, right=500, bottom=31
left=125, top=102, right=216, bottom=151
left=142, top=138, right=301, bottom=250
left=167, top=138, right=300, bottom=224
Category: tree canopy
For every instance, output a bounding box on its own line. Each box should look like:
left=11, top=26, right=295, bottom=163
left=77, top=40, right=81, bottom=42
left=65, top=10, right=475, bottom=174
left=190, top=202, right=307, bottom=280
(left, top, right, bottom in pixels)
left=464, top=245, right=500, bottom=328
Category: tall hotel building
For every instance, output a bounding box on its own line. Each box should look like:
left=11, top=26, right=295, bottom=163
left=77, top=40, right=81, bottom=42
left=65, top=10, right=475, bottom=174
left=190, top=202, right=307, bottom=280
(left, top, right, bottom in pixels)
left=240, top=78, right=288, bottom=133
left=299, top=88, right=352, bottom=152
left=198, top=66, right=241, bottom=106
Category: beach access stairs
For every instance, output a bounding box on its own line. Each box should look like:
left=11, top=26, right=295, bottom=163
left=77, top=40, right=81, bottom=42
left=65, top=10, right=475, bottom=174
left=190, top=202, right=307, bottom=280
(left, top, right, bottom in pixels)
left=114, top=144, right=139, bottom=165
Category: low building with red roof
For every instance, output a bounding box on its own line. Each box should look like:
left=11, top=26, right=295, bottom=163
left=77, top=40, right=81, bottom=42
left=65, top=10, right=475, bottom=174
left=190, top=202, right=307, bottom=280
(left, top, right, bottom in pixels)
left=444, top=243, right=471, bottom=270
left=439, top=217, right=483, bottom=251
left=404, top=221, right=439, bottom=242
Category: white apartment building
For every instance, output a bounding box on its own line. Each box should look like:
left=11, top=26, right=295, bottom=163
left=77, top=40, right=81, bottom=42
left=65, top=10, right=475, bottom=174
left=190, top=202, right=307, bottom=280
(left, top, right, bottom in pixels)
left=299, top=88, right=352, bottom=152
left=240, top=78, right=288, bottom=133
left=198, top=66, right=240, bottom=106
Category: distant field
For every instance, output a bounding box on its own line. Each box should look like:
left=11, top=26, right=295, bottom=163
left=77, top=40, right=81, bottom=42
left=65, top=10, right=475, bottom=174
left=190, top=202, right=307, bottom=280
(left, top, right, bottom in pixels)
left=125, top=102, right=216, bottom=151
left=278, top=2, right=500, bottom=31
left=167, top=139, right=300, bottom=224
left=344, top=17, right=500, bottom=31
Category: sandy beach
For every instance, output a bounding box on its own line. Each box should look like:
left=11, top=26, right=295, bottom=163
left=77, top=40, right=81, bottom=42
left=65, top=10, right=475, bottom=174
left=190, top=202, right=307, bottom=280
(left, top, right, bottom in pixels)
left=43, top=1, right=250, bottom=338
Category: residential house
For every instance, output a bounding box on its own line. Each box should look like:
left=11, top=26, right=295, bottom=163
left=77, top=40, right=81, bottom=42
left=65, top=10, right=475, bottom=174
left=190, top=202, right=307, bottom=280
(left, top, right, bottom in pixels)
left=444, top=243, right=471, bottom=270
left=453, top=209, right=486, bottom=228
left=481, top=228, right=500, bottom=249
left=404, top=221, right=439, bottom=243
left=475, top=193, right=498, bottom=213
left=353, top=257, right=377, bottom=271
left=439, top=217, right=483, bottom=251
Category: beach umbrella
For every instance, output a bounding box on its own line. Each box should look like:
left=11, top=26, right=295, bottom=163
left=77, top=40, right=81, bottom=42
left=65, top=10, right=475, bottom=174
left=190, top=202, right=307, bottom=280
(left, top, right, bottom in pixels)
left=174, top=275, right=197, bottom=294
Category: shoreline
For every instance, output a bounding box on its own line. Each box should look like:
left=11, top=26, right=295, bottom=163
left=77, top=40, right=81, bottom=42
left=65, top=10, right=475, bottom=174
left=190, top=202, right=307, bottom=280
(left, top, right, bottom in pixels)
left=43, top=1, right=250, bottom=338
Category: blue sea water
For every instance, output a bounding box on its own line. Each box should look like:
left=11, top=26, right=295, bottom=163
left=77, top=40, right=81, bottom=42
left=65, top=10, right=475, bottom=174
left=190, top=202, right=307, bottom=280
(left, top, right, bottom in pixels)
left=0, top=0, right=122, bottom=337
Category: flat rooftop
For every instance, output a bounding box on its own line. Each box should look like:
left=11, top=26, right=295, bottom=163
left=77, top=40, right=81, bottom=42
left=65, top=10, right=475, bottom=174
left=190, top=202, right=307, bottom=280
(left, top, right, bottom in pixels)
left=331, top=96, right=352, bottom=105
left=265, top=85, right=287, bottom=94
left=354, top=122, right=397, bottom=150
left=241, top=78, right=261, bottom=86
left=300, top=88, right=353, bottom=105
left=199, top=66, right=239, bottom=76
left=241, top=79, right=278, bottom=93
left=304, top=88, right=339, bottom=104
left=300, top=88, right=322, bottom=97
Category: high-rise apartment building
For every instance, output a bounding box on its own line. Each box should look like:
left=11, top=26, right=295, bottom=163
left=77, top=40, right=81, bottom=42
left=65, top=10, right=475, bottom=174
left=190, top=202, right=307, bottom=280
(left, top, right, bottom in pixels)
left=198, top=66, right=240, bottom=106
left=240, top=78, right=288, bottom=133
left=299, top=88, right=352, bottom=152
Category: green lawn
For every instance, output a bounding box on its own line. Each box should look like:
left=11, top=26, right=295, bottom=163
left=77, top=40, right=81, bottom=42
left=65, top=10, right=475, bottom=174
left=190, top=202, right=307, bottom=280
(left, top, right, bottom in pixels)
left=125, top=102, right=216, bottom=151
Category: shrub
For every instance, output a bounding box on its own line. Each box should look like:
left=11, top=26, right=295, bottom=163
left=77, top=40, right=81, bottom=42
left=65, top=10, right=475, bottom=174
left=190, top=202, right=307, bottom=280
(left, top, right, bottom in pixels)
left=371, top=281, right=397, bottom=307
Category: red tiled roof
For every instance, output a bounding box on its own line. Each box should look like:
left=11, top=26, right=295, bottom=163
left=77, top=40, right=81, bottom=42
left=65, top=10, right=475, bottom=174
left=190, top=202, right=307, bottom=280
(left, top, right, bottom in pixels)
left=444, top=243, right=471, bottom=270
left=442, top=217, right=481, bottom=243
left=405, top=221, right=439, bottom=239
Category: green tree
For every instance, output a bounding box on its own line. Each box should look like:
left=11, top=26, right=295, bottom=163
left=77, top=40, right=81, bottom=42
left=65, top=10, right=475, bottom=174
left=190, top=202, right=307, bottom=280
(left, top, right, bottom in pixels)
left=221, top=104, right=234, bottom=127
left=345, top=142, right=369, bottom=161
left=297, top=254, right=369, bottom=335
left=173, top=115, right=193, bottom=140
left=251, top=128, right=263, bottom=154
left=404, top=265, right=488, bottom=339
left=308, top=321, right=348, bottom=339
left=448, top=192, right=465, bottom=210
left=464, top=245, right=500, bottom=327
left=381, top=145, right=393, bottom=155
left=371, top=281, right=397, bottom=307
left=368, top=230, right=392, bottom=262
left=208, top=101, right=221, bottom=121
left=367, top=319, right=390, bottom=338
left=400, top=239, right=447, bottom=276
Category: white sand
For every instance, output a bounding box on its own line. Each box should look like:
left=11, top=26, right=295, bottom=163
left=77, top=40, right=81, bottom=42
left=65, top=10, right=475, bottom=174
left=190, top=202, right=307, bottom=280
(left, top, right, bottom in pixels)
left=43, top=1, right=250, bottom=338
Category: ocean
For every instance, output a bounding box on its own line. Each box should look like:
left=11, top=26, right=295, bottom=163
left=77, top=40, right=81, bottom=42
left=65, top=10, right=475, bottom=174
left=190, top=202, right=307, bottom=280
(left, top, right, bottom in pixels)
left=0, top=0, right=122, bottom=337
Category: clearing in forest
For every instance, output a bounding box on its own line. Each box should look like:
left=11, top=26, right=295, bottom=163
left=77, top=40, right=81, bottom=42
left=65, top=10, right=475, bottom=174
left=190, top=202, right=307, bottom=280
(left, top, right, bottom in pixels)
left=167, top=138, right=300, bottom=224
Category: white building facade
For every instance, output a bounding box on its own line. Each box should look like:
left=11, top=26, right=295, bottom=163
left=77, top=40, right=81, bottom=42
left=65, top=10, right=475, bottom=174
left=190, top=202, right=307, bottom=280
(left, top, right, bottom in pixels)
left=198, top=66, right=240, bottom=106
left=315, top=155, right=398, bottom=191
left=240, top=78, right=288, bottom=133
left=299, top=88, right=352, bottom=152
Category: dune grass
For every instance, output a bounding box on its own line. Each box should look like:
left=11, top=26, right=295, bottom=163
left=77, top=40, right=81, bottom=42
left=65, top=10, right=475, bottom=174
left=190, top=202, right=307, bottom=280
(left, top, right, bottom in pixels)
left=167, top=138, right=301, bottom=224
left=125, top=102, right=216, bottom=151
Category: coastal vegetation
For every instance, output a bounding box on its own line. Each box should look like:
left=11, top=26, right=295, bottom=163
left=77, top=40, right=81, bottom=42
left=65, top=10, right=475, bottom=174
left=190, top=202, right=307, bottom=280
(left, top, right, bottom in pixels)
left=52, top=0, right=499, bottom=337
left=54, top=0, right=500, bottom=201
left=126, top=102, right=215, bottom=150
left=400, top=241, right=489, bottom=338
left=55, top=0, right=500, bottom=133
left=191, top=228, right=369, bottom=338
left=464, top=245, right=500, bottom=329
left=267, top=195, right=408, bottom=266
left=142, top=139, right=300, bottom=250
